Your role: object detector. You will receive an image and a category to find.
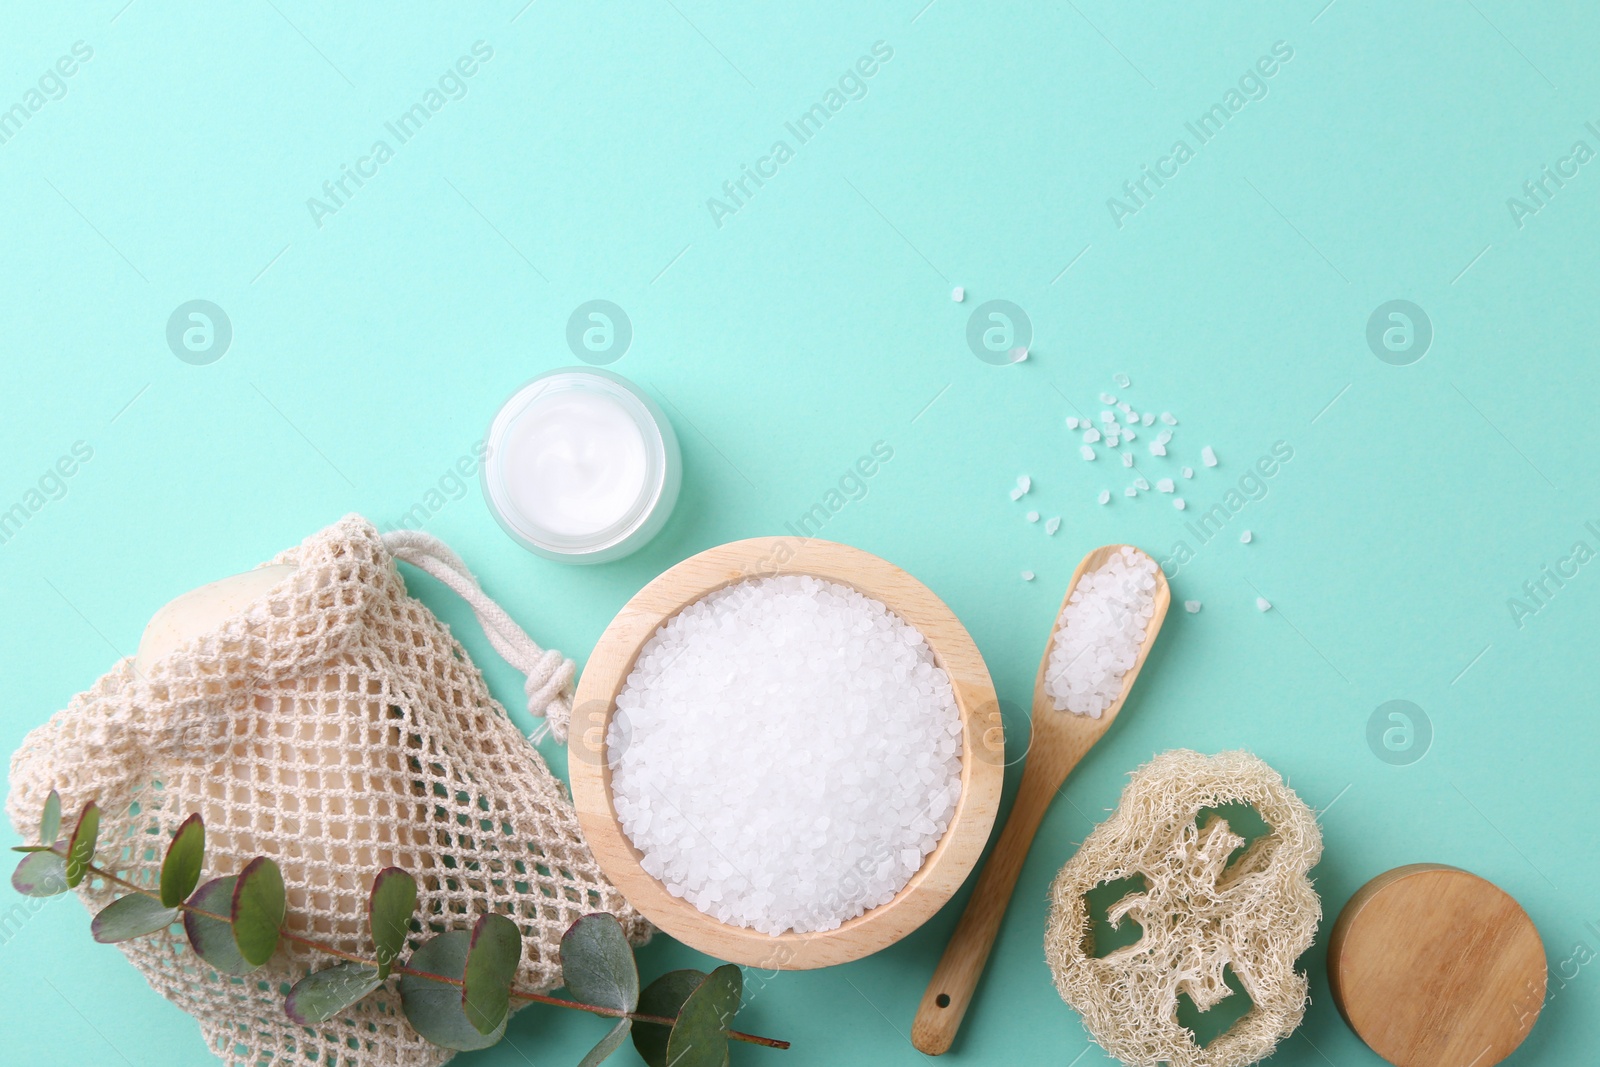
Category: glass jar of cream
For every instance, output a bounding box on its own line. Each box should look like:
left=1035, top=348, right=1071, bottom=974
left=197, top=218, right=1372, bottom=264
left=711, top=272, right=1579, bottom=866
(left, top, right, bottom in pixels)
left=482, top=368, right=681, bottom=563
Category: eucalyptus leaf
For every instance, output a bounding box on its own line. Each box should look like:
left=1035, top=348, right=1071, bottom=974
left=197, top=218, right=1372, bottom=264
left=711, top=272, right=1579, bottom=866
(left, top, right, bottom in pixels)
left=560, top=913, right=639, bottom=1013
left=284, top=962, right=384, bottom=1025
left=160, top=814, right=204, bottom=908
left=11, top=849, right=69, bottom=897
left=184, top=876, right=256, bottom=975
left=368, top=867, right=417, bottom=979
left=40, top=790, right=61, bottom=845
left=91, top=893, right=180, bottom=943
left=461, top=913, right=521, bottom=1036
left=579, top=1018, right=632, bottom=1067
left=231, top=857, right=286, bottom=966
left=631, top=969, right=707, bottom=1067
left=664, top=965, right=743, bottom=1067
left=64, top=801, right=100, bottom=888
left=11, top=844, right=57, bottom=854
left=399, top=931, right=506, bottom=1050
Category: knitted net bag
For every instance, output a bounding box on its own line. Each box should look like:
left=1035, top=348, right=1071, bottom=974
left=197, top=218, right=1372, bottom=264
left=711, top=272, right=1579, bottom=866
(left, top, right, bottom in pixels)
left=6, top=515, right=648, bottom=1067
left=1044, top=750, right=1322, bottom=1067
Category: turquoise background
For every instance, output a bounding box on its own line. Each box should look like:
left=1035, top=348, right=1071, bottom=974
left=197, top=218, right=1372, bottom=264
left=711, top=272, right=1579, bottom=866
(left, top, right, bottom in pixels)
left=3, top=1, right=1597, bottom=1064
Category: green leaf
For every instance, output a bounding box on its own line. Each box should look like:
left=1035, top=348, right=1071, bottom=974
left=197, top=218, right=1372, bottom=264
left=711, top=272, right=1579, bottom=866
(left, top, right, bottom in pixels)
left=664, top=965, right=742, bottom=1067
left=579, top=1019, right=632, bottom=1067
left=399, top=932, right=506, bottom=1050
left=184, top=876, right=256, bottom=975
left=284, top=962, right=384, bottom=1025
left=560, top=913, right=639, bottom=1013
left=64, top=801, right=100, bottom=888
left=231, top=857, right=286, bottom=966
left=11, top=844, right=56, bottom=853
left=631, top=969, right=707, bottom=1067
left=461, top=913, right=521, bottom=1036
left=160, top=814, right=204, bottom=908
left=368, top=867, right=417, bottom=980
left=91, top=893, right=180, bottom=943
left=12, top=849, right=70, bottom=897
left=40, top=790, right=61, bottom=845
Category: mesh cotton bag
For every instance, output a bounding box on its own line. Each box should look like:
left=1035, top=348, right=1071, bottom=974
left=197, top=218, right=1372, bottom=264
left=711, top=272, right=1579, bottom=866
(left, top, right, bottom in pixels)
left=6, top=515, right=648, bottom=1067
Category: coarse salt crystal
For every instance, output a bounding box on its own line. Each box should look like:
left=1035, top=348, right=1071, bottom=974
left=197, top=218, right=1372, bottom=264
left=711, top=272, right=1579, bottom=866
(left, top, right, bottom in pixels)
left=1010, top=346, right=1029, bottom=362
left=1084, top=429, right=1101, bottom=444
left=1100, top=410, right=1116, bottom=423
left=1174, top=498, right=1186, bottom=510
left=1017, top=475, right=1031, bottom=493
left=1161, top=412, right=1177, bottom=425
left=1027, top=511, right=1040, bottom=523
left=1080, top=446, right=1096, bottom=461
left=1022, top=570, right=1035, bottom=581
left=1149, top=442, right=1167, bottom=457
left=1106, top=435, right=1119, bottom=447
left=1156, top=430, right=1173, bottom=445
left=1067, top=416, right=1080, bottom=430
left=1240, top=530, right=1253, bottom=544
left=1100, top=392, right=1116, bottom=404
left=1133, top=476, right=1150, bottom=491
left=1202, top=446, right=1218, bottom=467
left=1122, top=454, right=1135, bottom=468
left=611, top=576, right=962, bottom=935
left=1256, top=597, right=1272, bottom=612
left=1142, top=412, right=1154, bottom=426
left=1124, top=486, right=1138, bottom=497
left=1044, top=547, right=1158, bottom=717
left=951, top=286, right=965, bottom=302
left=1185, top=600, right=1201, bottom=613
left=1182, top=467, right=1194, bottom=479
left=1046, top=516, right=1062, bottom=534
left=1123, top=429, right=1137, bottom=441
left=1098, top=491, right=1111, bottom=505
left=1157, top=478, right=1174, bottom=493
left=1114, top=372, right=1130, bottom=388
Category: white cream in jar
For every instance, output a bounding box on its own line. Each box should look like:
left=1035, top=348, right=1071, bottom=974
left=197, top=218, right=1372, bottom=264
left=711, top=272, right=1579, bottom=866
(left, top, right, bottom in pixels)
left=482, top=368, right=680, bottom=563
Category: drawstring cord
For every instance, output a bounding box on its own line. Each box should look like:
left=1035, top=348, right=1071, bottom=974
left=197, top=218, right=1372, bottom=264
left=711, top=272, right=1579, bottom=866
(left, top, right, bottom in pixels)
left=382, top=530, right=573, bottom=743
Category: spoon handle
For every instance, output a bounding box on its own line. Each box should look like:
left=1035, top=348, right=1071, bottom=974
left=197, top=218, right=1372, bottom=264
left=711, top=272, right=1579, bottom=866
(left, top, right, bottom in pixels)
left=910, top=756, right=1065, bottom=1055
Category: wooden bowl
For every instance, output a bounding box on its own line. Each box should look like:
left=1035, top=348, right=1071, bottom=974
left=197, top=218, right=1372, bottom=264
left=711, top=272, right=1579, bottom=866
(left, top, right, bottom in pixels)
left=569, top=537, right=1005, bottom=969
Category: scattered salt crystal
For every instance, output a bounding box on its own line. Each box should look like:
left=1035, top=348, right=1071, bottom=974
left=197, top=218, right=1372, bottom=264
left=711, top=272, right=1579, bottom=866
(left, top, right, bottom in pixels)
left=1124, top=486, right=1137, bottom=497
left=1022, top=571, right=1035, bottom=582
left=1044, top=547, right=1158, bottom=717
left=1256, top=597, right=1272, bottom=612
left=1026, top=511, right=1039, bottom=523
left=1182, top=467, right=1194, bottom=479
left=1142, top=412, right=1155, bottom=426
left=1157, top=478, right=1174, bottom=493
left=1123, top=429, right=1137, bottom=442
left=951, top=286, right=965, bottom=302
left=1133, top=476, right=1150, bottom=491
left=1114, top=372, right=1130, bottom=388
left=1149, top=442, right=1167, bottom=457
left=1010, top=347, right=1029, bottom=362
left=1097, top=491, right=1111, bottom=505
left=1174, top=498, right=1186, bottom=510
left=1067, top=416, right=1080, bottom=430
left=1160, top=412, right=1177, bottom=425
left=1118, top=402, right=1133, bottom=416
left=1240, top=530, right=1253, bottom=544
left=1105, top=435, right=1119, bottom=447
left=1122, top=454, right=1135, bottom=468
left=1083, top=429, right=1101, bottom=444
left=1185, top=600, right=1201, bottom=613
left=1010, top=487, right=1024, bottom=500
left=1046, top=517, right=1061, bottom=534
left=1202, top=446, right=1218, bottom=467
left=1080, top=446, right=1096, bottom=461
left=1100, top=392, right=1116, bottom=404
left=611, top=576, right=962, bottom=935
left=1017, top=475, right=1031, bottom=493
left=1156, top=430, right=1173, bottom=445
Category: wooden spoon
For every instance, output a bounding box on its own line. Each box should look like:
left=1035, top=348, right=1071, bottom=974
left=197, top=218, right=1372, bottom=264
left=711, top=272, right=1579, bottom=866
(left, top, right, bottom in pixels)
left=911, top=544, right=1170, bottom=1055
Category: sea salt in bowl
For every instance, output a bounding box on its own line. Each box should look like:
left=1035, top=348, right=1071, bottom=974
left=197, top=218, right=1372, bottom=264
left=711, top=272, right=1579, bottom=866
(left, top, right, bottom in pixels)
left=570, top=537, right=1004, bottom=970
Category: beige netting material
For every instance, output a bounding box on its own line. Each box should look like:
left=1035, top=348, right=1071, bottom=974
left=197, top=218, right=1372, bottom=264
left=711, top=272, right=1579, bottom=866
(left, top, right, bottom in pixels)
left=1044, top=750, right=1322, bottom=1067
left=6, top=515, right=649, bottom=1067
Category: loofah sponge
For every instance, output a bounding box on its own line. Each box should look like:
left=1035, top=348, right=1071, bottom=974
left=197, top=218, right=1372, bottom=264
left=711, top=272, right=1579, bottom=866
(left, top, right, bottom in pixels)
left=1044, top=750, right=1322, bottom=1067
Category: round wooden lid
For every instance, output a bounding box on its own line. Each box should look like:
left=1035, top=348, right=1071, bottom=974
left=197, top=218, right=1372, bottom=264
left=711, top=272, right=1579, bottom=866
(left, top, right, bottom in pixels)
left=1328, top=864, right=1546, bottom=1067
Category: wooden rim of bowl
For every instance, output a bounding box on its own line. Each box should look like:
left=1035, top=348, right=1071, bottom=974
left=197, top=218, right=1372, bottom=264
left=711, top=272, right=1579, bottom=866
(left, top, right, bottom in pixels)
left=569, top=536, right=1004, bottom=970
